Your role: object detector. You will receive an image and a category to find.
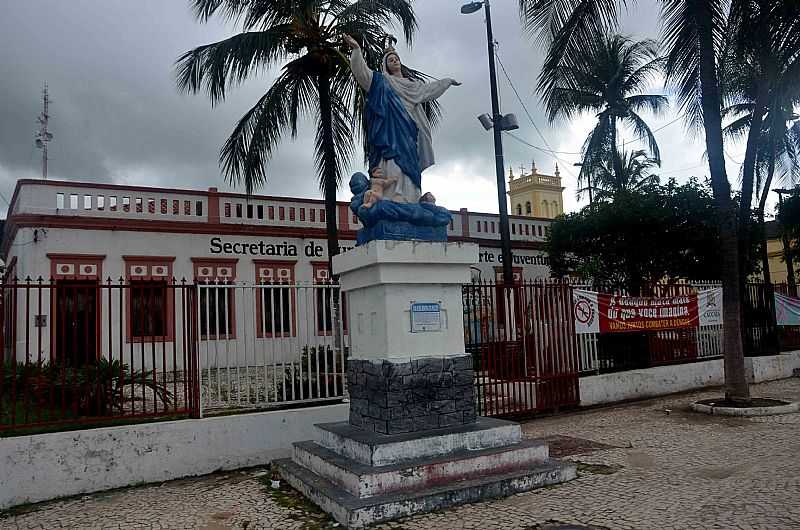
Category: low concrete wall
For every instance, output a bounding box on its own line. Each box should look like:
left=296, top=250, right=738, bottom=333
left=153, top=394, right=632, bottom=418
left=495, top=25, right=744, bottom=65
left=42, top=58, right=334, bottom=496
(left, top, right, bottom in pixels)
left=747, top=350, right=800, bottom=383
left=1, top=403, right=348, bottom=510
left=580, top=351, right=800, bottom=407
left=579, top=359, right=725, bottom=407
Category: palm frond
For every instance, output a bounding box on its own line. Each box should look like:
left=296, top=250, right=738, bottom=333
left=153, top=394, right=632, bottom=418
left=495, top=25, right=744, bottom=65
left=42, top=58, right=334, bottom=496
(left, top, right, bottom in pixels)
left=175, top=26, right=292, bottom=104
left=519, top=0, right=629, bottom=95
left=219, top=72, right=294, bottom=195
left=334, top=0, right=417, bottom=47
left=625, top=94, right=669, bottom=116
left=661, top=0, right=727, bottom=135
left=626, top=110, right=661, bottom=163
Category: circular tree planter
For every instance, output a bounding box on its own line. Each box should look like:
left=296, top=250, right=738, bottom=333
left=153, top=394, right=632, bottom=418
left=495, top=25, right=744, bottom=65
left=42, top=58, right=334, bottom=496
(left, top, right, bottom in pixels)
left=691, top=397, right=800, bottom=417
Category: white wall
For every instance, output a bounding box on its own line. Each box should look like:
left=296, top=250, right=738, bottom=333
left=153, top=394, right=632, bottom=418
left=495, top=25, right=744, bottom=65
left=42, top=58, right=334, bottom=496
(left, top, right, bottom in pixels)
left=0, top=403, right=348, bottom=510
left=580, top=351, right=800, bottom=407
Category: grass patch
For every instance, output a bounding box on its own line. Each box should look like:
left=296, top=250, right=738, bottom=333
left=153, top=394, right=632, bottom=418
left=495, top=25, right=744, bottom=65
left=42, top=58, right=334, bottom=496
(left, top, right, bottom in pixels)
left=259, top=476, right=339, bottom=529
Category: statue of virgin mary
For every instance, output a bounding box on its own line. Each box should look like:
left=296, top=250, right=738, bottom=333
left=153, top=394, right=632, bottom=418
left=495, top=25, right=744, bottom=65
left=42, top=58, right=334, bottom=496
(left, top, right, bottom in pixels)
left=344, top=34, right=460, bottom=204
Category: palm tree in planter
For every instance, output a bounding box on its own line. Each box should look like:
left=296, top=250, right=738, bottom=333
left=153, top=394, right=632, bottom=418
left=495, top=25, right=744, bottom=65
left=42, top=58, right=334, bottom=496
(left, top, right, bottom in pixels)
left=176, top=0, right=419, bottom=266
left=520, top=0, right=749, bottom=401
left=539, top=33, right=667, bottom=193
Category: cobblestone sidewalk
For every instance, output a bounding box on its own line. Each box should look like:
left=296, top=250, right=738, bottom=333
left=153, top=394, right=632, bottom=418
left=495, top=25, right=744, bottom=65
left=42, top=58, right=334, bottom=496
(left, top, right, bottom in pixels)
left=3, top=378, right=800, bottom=530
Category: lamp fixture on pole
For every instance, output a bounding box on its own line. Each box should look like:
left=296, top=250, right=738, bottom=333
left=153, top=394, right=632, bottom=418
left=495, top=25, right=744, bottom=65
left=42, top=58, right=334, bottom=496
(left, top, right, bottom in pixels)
left=461, top=0, right=515, bottom=287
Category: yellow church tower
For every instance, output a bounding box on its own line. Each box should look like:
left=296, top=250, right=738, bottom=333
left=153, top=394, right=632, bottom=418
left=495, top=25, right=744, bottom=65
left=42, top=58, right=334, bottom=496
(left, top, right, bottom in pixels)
left=507, top=160, right=565, bottom=219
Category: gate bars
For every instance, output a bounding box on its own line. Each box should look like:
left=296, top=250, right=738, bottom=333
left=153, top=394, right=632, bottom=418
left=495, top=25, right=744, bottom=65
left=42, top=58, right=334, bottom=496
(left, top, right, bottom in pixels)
left=463, top=280, right=580, bottom=417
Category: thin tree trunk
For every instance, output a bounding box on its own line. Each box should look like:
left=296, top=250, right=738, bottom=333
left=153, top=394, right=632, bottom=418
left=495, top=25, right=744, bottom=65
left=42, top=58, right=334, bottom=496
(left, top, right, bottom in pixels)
left=697, top=4, right=750, bottom=402
left=317, top=74, right=340, bottom=274
left=318, top=73, right=344, bottom=355
left=610, top=117, right=624, bottom=183
left=757, top=140, right=778, bottom=284
left=737, top=82, right=769, bottom=334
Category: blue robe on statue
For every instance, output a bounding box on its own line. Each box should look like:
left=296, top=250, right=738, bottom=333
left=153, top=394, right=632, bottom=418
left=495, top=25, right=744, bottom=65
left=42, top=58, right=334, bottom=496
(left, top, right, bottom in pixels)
left=365, top=71, right=422, bottom=189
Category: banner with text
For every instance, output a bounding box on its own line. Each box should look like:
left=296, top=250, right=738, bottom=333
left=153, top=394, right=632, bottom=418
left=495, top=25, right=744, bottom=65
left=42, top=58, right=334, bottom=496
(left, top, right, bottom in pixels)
left=573, top=288, right=723, bottom=334
left=775, top=292, right=800, bottom=326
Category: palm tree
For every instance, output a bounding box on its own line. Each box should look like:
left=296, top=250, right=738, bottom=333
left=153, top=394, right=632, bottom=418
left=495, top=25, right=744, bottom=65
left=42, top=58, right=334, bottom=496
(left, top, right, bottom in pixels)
left=724, top=91, right=800, bottom=286
left=520, top=0, right=750, bottom=401
left=543, top=34, right=667, bottom=191
left=592, top=148, right=660, bottom=201
left=175, top=0, right=418, bottom=267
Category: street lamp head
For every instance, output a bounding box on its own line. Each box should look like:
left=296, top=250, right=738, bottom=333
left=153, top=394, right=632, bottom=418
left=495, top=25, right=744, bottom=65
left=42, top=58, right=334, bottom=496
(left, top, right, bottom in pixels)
left=499, top=113, right=519, bottom=131
left=477, top=113, right=494, bottom=130
left=460, top=2, right=483, bottom=14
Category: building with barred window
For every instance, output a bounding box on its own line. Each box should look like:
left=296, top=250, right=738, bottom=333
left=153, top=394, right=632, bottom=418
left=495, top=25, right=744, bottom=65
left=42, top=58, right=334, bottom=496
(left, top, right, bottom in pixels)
left=0, top=179, right=556, bottom=367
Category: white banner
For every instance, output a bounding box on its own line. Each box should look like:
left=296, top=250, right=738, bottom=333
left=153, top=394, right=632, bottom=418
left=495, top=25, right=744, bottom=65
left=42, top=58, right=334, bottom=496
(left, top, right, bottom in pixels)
left=698, top=288, right=723, bottom=327
left=572, top=287, right=722, bottom=334
left=572, top=289, right=600, bottom=334
left=775, top=292, right=800, bottom=326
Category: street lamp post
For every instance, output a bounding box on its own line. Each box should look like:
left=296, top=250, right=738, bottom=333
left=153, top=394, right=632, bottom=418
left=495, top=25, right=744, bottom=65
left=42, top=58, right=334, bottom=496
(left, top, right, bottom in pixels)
left=461, top=0, right=514, bottom=286
left=775, top=188, right=797, bottom=296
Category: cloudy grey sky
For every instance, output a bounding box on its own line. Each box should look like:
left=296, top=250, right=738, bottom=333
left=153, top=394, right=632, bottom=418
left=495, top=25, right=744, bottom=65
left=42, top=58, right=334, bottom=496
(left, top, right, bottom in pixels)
left=0, top=1, right=751, bottom=218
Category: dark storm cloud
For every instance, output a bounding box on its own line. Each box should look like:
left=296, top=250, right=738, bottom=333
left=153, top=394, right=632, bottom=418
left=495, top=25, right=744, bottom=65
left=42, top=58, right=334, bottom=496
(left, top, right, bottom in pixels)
left=0, top=1, right=744, bottom=218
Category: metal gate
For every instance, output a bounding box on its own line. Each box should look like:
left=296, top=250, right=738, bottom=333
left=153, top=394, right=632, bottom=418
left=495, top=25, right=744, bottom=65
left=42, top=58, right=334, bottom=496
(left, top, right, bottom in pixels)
left=463, top=280, right=580, bottom=417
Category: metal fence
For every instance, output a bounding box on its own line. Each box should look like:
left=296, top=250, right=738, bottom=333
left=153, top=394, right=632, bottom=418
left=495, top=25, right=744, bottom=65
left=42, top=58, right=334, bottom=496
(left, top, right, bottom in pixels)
left=0, top=279, right=348, bottom=432
left=196, top=282, right=348, bottom=414
left=1, top=279, right=199, bottom=431
left=574, top=281, right=724, bottom=374
left=463, top=280, right=579, bottom=417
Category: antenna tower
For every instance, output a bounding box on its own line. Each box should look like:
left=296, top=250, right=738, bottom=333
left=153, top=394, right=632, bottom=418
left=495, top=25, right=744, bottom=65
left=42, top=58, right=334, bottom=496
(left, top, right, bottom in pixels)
left=35, top=83, right=53, bottom=179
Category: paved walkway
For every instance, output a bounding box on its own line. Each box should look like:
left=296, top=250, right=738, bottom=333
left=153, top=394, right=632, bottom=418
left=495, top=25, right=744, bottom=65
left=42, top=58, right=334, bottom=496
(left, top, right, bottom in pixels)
left=3, top=378, right=800, bottom=530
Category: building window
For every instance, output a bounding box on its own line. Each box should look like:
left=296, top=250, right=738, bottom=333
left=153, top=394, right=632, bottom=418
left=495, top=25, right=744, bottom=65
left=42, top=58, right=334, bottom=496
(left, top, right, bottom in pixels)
left=194, top=259, right=237, bottom=340
left=124, top=258, right=175, bottom=342
left=255, top=262, right=296, bottom=338
left=516, top=204, right=522, bottom=215
left=525, top=201, right=532, bottom=215
left=130, top=282, right=168, bottom=339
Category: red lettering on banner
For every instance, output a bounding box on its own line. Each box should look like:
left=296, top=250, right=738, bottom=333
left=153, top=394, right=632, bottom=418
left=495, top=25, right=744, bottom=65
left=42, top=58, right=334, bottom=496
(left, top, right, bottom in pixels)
left=598, top=293, right=700, bottom=333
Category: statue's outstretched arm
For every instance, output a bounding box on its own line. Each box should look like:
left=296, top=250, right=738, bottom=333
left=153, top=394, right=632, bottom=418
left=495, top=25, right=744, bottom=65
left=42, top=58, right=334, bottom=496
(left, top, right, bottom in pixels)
left=349, top=48, right=373, bottom=92
left=419, top=77, right=459, bottom=103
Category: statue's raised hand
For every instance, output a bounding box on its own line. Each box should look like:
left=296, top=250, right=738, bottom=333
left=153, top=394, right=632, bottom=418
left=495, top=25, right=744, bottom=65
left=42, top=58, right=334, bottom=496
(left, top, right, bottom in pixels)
left=343, top=34, right=360, bottom=50
left=450, top=80, right=462, bottom=86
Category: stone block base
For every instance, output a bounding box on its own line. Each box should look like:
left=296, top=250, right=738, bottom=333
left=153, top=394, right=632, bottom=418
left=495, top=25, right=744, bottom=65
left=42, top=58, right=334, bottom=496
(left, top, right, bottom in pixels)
left=276, top=418, right=577, bottom=528
left=347, top=355, right=476, bottom=434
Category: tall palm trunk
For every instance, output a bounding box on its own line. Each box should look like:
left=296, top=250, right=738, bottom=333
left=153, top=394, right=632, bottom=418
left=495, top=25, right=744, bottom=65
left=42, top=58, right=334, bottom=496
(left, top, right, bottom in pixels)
left=697, top=2, right=750, bottom=402
left=757, top=139, right=778, bottom=284
left=610, top=117, right=624, bottom=181
left=317, top=74, right=340, bottom=274
left=757, top=145, right=779, bottom=353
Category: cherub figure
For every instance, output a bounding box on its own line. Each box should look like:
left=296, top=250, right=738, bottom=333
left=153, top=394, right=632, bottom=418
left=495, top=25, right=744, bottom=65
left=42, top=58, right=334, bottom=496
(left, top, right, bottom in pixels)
left=362, top=167, right=398, bottom=209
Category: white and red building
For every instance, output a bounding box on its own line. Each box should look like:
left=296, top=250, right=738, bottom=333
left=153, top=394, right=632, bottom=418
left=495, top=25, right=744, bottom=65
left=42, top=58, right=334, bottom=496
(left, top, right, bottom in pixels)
left=1, top=179, right=554, bottom=367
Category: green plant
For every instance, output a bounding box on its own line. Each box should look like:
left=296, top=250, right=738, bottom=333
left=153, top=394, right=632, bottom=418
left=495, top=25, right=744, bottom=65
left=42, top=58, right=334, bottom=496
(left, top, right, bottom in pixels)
left=1, top=358, right=173, bottom=418
left=278, top=345, right=347, bottom=402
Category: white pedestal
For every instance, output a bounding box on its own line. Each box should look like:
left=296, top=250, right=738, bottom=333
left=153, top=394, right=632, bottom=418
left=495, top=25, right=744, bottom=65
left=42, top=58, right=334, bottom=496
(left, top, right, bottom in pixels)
left=332, top=240, right=479, bottom=361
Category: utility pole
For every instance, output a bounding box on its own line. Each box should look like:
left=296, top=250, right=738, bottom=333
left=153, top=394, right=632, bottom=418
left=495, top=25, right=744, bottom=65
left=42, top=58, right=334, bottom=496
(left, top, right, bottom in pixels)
left=35, top=83, right=53, bottom=180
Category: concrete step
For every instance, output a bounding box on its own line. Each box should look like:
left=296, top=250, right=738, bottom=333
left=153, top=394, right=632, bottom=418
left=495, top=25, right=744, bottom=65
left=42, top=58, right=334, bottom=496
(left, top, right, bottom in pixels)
left=275, top=455, right=576, bottom=529
left=315, top=417, right=522, bottom=467
left=293, top=438, right=549, bottom=498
